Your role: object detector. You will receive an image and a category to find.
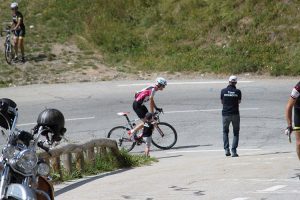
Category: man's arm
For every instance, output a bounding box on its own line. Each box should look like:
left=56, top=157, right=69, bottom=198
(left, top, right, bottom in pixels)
left=286, top=97, right=296, bottom=127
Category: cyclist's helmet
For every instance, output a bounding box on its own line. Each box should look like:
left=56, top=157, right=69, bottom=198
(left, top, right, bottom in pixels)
left=155, top=77, right=167, bottom=87
left=37, top=108, right=66, bottom=142
left=0, top=98, right=17, bottom=130
left=10, top=2, right=18, bottom=9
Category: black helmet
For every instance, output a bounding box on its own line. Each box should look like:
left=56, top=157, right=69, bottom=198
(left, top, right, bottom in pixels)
left=0, top=98, right=17, bottom=130
left=145, top=112, right=153, bottom=121
left=37, top=108, right=66, bottom=142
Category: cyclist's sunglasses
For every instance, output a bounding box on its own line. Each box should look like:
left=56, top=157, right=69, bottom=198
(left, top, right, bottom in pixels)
left=158, top=84, right=165, bottom=88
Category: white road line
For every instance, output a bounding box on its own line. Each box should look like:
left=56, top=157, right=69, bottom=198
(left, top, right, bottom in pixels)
left=166, top=149, right=262, bottom=154
left=258, top=185, right=287, bottom=192
left=232, top=198, right=249, bottom=200
left=118, top=81, right=253, bottom=87
left=17, top=116, right=95, bottom=127
left=165, top=108, right=259, bottom=114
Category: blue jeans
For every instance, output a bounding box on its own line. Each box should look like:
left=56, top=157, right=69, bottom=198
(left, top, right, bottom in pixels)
left=222, top=115, right=240, bottom=153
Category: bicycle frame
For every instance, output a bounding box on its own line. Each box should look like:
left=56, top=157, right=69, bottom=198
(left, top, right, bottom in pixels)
left=121, top=111, right=164, bottom=136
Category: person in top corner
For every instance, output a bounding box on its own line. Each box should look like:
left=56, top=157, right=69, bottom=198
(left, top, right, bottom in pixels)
left=220, top=75, right=242, bottom=157
left=10, top=2, right=26, bottom=63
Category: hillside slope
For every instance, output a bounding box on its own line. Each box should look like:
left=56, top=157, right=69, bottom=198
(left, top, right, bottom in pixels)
left=0, top=0, right=299, bottom=86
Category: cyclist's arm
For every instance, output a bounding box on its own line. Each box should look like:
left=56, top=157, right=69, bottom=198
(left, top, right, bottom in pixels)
left=286, top=97, right=296, bottom=127
left=149, top=96, right=156, bottom=113
left=13, top=18, right=21, bottom=30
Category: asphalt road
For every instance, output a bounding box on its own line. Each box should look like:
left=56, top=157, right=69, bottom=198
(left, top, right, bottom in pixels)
left=0, top=78, right=300, bottom=199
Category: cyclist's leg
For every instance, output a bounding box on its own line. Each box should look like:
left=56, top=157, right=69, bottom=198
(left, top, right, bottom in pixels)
left=132, top=101, right=148, bottom=121
left=294, top=109, right=300, bottom=160
left=295, top=131, right=300, bottom=160
left=13, top=31, right=20, bottom=58
left=222, top=115, right=231, bottom=153
left=19, top=29, right=25, bottom=61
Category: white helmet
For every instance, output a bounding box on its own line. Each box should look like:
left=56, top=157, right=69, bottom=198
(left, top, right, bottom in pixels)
left=156, top=77, right=167, bottom=87
left=10, top=2, right=18, bottom=9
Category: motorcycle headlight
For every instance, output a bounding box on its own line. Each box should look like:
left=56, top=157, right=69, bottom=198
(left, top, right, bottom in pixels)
left=37, top=162, right=50, bottom=176
left=16, top=150, right=38, bottom=173
left=2, top=145, right=15, bottom=159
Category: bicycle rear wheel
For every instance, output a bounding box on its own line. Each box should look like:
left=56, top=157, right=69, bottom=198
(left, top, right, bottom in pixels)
left=107, top=126, right=135, bottom=152
left=5, top=43, right=14, bottom=65
left=151, top=122, right=177, bottom=150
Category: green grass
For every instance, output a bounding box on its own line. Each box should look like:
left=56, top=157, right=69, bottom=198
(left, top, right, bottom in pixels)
left=1, top=0, right=300, bottom=80
left=52, top=150, right=157, bottom=182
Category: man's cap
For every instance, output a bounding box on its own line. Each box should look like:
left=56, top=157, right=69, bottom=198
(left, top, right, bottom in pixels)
left=229, top=75, right=237, bottom=83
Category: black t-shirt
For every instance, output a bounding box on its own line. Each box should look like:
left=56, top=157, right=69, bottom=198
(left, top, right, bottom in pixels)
left=12, top=11, right=25, bottom=30
left=220, top=85, right=242, bottom=116
left=142, top=121, right=154, bottom=137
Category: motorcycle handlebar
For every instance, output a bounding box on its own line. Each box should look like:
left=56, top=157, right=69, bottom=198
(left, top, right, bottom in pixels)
left=37, top=141, right=52, bottom=156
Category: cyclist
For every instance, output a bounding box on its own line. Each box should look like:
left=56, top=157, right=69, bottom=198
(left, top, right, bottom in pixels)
left=133, top=77, right=166, bottom=119
left=128, top=112, right=155, bottom=156
left=10, top=2, right=26, bottom=63
left=285, top=81, right=300, bottom=160
left=130, top=77, right=166, bottom=141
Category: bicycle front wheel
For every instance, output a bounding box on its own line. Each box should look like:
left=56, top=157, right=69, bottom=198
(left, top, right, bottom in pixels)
left=152, top=122, right=177, bottom=150
left=5, top=43, right=14, bottom=65
left=107, top=126, right=135, bottom=152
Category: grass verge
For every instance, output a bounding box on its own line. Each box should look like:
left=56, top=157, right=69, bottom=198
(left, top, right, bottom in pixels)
left=51, top=150, right=157, bottom=183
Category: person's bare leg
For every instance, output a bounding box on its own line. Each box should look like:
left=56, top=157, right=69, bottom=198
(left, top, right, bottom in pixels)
left=295, top=131, right=300, bottom=160
left=145, top=146, right=150, bottom=157
left=19, top=37, right=24, bottom=59
left=14, top=37, right=19, bottom=58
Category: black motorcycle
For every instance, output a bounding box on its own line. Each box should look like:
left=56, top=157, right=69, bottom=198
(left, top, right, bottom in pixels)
left=0, top=98, right=66, bottom=200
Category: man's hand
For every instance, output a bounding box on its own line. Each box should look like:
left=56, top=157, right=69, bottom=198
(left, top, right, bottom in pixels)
left=285, top=126, right=293, bottom=143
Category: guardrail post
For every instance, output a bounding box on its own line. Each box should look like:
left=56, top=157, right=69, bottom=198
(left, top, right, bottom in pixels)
left=99, top=146, right=107, bottom=157
left=63, top=153, right=72, bottom=173
left=76, top=151, right=84, bottom=171
left=87, top=147, right=95, bottom=165
left=51, top=156, right=62, bottom=181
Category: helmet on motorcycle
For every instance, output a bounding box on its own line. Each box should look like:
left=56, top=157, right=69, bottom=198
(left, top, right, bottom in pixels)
left=37, top=109, right=66, bottom=142
left=0, top=98, right=17, bottom=130
left=10, top=2, right=18, bottom=9
left=155, top=77, right=167, bottom=87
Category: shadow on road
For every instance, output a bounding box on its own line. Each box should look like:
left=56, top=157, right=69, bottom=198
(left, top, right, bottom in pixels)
left=171, top=144, right=212, bottom=150
left=290, top=168, right=300, bottom=180
left=156, top=155, right=183, bottom=160
left=54, top=168, right=131, bottom=197
left=242, top=151, right=292, bottom=157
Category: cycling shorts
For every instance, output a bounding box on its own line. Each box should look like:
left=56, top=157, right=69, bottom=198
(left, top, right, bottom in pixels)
left=14, top=28, right=25, bottom=38
left=294, top=108, right=300, bottom=128
left=133, top=101, right=148, bottom=119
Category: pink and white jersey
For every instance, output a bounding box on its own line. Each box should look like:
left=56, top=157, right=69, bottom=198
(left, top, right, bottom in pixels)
left=135, top=86, right=156, bottom=104
left=291, top=82, right=300, bottom=99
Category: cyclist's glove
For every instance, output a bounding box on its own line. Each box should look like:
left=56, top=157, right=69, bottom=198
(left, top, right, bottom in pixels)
left=285, top=126, right=293, bottom=136
left=156, top=107, right=163, bottom=112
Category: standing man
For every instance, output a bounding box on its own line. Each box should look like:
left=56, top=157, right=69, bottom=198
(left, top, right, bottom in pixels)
left=221, top=75, right=242, bottom=157
left=285, top=81, right=300, bottom=160
left=11, top=2, right=26, bottom=63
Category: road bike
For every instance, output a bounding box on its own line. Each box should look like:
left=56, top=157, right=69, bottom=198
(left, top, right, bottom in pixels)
left=107, top=109, right=177, bottom=152
left=1, top=26, right=15, bottom=65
